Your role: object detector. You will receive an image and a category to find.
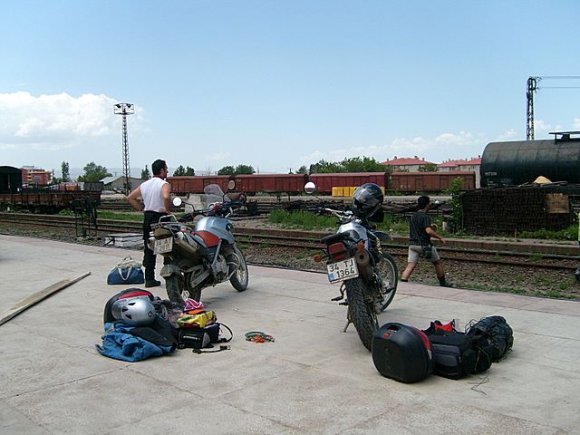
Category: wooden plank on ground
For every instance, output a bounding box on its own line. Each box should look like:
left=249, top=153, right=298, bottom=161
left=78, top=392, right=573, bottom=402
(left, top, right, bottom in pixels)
left=0, top=272, right=91, bottom=326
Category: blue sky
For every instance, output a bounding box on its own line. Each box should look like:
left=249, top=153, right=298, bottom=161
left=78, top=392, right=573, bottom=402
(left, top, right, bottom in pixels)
left=1, top=0, right=579, bottom=176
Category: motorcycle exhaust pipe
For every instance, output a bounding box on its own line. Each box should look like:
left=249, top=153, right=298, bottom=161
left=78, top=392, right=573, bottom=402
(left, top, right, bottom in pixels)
left=354, top=250, right=370, bottom=280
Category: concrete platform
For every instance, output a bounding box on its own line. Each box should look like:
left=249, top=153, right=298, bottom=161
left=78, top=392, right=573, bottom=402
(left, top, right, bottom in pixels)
left=0, top=234, right=579, bottom=434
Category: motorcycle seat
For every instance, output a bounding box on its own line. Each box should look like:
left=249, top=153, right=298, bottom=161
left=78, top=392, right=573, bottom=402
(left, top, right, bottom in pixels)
left=321, top=232, right=350, bottom=244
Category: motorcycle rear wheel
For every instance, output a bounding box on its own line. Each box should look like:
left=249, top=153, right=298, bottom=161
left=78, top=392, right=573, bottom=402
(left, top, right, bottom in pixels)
left=345, top=277, right=378, bottom=351
left=376, top=252, right=398, bottom=312
left=165, top=275, right=186, bottom=306
left=228, top=246, right=249, bottom=292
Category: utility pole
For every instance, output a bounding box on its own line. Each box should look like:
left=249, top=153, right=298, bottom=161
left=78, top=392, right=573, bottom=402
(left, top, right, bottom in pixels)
left=526, top=77, right=539, bottom=140
left=526, top=76, right=580, bottom=141
left=113, top=103, right=135, bottom=194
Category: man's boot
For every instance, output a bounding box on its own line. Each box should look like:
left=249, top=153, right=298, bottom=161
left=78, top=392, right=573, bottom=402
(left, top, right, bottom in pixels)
left=438, top=275, right=453, bottom=287
left=145, top=268, right=161, bottom=288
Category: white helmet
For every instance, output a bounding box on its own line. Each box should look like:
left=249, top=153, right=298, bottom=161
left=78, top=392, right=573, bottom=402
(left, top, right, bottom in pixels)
left=111, top=297, right=156, bottom=326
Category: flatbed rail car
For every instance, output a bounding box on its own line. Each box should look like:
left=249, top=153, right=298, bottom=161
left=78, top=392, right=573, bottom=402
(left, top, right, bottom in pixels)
left=0, top=190, right=102, bottom=214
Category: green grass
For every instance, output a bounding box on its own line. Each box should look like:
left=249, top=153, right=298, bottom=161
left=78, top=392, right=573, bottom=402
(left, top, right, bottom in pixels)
left=95, top=211, right=143, bottom=221
left=518, top=225, right=578, bottom=241
left=268, top=209, right=415, bottom=234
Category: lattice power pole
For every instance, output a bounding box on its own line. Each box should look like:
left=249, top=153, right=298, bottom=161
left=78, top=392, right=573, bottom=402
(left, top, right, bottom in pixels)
left=114, top=103, right=135, bottom=194
left=526, top=77, right=539, bottom=140
left=526, top=76, right=580, bottom=141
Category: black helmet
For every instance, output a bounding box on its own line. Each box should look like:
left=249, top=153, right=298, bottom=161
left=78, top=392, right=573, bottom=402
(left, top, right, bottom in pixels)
left=352, top=183, right=384, bottom=218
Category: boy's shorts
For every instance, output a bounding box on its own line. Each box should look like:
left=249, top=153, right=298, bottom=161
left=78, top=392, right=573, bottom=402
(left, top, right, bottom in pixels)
left=408, top=245, right=440, bottom=263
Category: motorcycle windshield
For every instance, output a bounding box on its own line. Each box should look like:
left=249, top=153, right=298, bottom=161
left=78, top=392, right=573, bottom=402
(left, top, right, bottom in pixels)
left=204, top=184, right=224, bottom=206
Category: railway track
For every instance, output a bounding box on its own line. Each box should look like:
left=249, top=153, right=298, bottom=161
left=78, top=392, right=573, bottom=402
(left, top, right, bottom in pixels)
left=0, top=212, right=577, bottom=272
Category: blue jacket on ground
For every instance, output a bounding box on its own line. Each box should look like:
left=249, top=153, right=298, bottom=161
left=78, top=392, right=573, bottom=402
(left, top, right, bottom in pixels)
left=96, top=322, right=174, bottom=362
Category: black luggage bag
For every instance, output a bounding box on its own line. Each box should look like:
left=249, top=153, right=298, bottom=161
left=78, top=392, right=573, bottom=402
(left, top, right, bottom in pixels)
left=372, top=322, right=433, bottom=383
left=424, top=321, right=493, bottom=379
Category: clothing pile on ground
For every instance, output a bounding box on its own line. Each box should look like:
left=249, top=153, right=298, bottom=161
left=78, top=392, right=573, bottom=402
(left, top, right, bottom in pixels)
left=96, top=288, right=230, bottom=362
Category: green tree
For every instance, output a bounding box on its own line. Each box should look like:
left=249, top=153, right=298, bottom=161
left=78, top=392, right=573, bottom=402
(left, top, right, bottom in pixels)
left=141, top=165, right=150, bottom=180
left=341, top=156, right=386, bottom=172
left=309, top=156, right=386, bottom=173
left=235, top=164, right=254, bottom=174
left=218, top=164, right=254, bottom=175
left=218, top=165, right=235, bottom=175
left=61, top=161, right=70, bottom=182
left=77, top=162, right=112, bottom=182
left=297, top=165, right=308, bottom=174
left=446, top=177, right=465, bottom=232
left=309, top=159, right=344, bottom=173
left=173, top=165, right=195, bottom=176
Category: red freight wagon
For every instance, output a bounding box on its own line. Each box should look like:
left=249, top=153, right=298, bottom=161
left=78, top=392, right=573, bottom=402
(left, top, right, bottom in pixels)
left=167, top=176, right=204, bottom=195
left=233, top=174, right=308, bottom=194
left=389, top=171, right=475, bottom=193
left=167, top=176, right=232, bottom=195
left=309, top=172, right=388, bottom=195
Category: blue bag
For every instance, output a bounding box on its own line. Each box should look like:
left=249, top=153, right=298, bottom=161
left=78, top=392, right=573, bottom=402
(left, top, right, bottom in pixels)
left=107, top=257, right=145, bottom=285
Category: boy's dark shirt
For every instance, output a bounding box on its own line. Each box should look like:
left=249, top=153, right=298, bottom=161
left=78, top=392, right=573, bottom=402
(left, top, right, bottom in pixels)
left=409, top=211, right=432, bottom=246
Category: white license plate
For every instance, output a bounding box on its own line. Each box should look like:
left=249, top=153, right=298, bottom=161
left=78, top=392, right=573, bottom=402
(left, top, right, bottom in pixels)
left=326, top=257, right=359, bottom=283
left=155, top=237, right=173, bottom=254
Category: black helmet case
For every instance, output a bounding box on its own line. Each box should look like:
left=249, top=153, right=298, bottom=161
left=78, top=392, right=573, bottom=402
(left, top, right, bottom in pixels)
left=352, top=183, right=384, bottom=219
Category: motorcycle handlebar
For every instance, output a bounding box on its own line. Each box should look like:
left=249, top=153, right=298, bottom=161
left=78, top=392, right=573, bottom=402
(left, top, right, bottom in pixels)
left=321, top=207, right=354, bottom=221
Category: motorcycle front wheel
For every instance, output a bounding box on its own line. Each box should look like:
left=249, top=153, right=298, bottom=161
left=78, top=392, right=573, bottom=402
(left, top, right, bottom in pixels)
left=375, top=252, right=399, bottom=312
left=345, top=277, right=378, bottom=351
left=228, top=246, right=249, bottom=292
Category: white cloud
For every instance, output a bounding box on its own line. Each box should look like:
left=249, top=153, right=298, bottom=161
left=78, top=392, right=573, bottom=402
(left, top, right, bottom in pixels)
left=574, top=118, right=580, bottom=129
left=534, top=119, right=551, bottom=132
left=0, top=92, right=137, bottom=151
left=494, top=129, right=518, bottom=141
left=299, top=130, right=490, bottom=167
left=207, top=151, right=231, bottom=161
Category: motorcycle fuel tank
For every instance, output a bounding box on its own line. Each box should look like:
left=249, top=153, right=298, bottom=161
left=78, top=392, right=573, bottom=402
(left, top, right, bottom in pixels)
left=195, top=216, right=235, bottom=244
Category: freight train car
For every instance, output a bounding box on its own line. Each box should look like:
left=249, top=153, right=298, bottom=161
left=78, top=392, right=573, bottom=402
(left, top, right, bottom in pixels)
left=309, top=172, right=387, bottom=195
left=389, top=171, right=475, bottom=193
left=168, top=170, right=476, bottom=197
left=234, top=173, right=308, bottom=195
left=167, top=175, right=232, bottom=195
left=481, top=132, right=580, bottom=187
left=0, top=190, right=101, bottom=214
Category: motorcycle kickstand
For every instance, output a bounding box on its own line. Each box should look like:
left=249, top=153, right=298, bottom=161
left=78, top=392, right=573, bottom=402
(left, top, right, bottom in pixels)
left=343, top=319, right=351, bottom=333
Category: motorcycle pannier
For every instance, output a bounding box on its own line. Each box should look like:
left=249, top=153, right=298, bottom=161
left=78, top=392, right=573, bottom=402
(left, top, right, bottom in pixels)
left=372, top=322, right=433, bottom=383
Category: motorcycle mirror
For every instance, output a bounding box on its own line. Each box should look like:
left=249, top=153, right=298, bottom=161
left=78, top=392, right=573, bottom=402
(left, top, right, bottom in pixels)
left=172, top=197, right=183, bottom=207
left=227, top=179, right=236, bottom=191
left=304, top=182, right=316, bottom=194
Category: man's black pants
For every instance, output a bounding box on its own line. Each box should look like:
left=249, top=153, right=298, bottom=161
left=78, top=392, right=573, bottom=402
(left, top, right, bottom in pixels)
left=143, top=211, right=166, bottom=281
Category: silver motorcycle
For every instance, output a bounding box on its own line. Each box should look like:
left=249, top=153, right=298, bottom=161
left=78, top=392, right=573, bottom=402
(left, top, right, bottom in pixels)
left=309, top=182, right=398, bottom=351
left=150, top=182, right=249, bottom=305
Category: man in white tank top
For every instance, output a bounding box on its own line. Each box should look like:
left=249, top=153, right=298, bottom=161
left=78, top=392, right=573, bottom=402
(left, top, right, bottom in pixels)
left=127, top=159, right=172, bottom=287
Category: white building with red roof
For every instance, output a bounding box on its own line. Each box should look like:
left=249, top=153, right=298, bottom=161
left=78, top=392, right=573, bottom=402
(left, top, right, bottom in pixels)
left=380, top=156, right=436, bottom=172
left=438, top=156, right=481, bottom=187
